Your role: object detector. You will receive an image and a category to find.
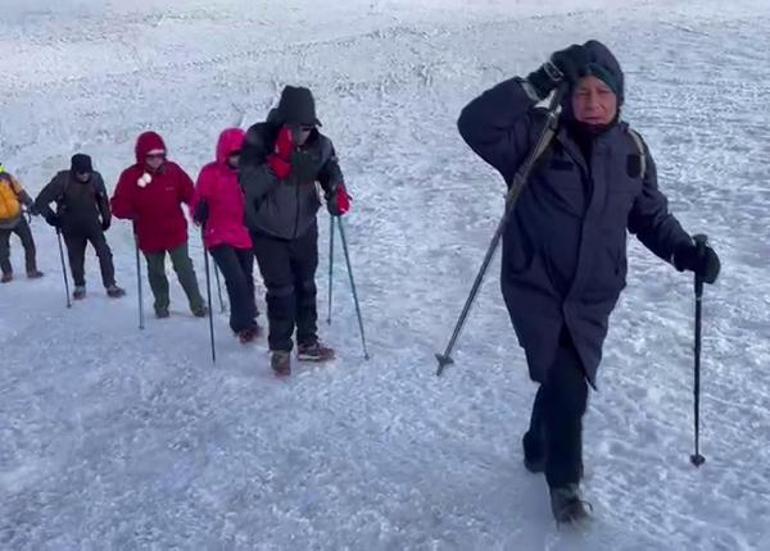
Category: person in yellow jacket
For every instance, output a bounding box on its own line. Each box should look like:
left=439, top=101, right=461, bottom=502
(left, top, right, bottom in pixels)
left=0, top=163, right=43, bottom=283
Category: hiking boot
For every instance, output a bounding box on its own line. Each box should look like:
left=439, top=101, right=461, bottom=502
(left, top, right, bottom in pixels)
left=106, top=284, right=126, bottom=298
left=155, top=307, right=170, bottom=319
left=522, top=430, right=545, bottom=474
left=27, top=270, right=44, bottom=279
left=550, top=484, right=591, bottom=524
left=297, top=340, right=335, bottom=362
left=1, top=272, right=12, bottom=283
left=271, top=350, right=291, bottom=377
left=192, top=304, right=209, bottom=318
left=237, top=324, right=261, bottom=344
left=73, top=286, right=87, bottom=300
left=237, top=328, right=256, bottom=344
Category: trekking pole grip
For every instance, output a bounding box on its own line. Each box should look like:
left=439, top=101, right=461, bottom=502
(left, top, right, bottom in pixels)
left=693, top=234, right=708, bottom=297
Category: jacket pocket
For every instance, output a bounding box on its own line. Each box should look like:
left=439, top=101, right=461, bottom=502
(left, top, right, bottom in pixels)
left=608, top=239, right=627, bottom=290
left=502, top=222, right=535, bottom=276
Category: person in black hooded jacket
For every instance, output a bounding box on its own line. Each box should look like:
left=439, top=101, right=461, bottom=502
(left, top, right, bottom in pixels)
left=35, top=154, right=125, bottom=300
left=240, top=85, right=351, bottom=376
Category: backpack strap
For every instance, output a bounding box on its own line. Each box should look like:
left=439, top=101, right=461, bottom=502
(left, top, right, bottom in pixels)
left=56, top=172, right=72, bottom=206
left=626, top=127, right=647, bottom=181
left=0, top=172, right=23, bottom=196
left=0, top=172, right=13, bottom=187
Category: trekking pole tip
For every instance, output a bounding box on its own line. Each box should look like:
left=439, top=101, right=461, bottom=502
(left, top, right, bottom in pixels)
left=690, top=454, right=706, bottom=467
left=435, top=353, right=454, bottom=376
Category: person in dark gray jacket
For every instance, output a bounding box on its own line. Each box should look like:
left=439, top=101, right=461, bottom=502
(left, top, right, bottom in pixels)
left=240, top=85, right=351, bottom=376
left=35, top=154, right=125, bottom=300
left=457, top=41, right=721, bottom=523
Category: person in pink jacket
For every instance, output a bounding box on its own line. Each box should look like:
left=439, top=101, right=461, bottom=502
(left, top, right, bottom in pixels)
left=192, top=128, right=260, bottom=343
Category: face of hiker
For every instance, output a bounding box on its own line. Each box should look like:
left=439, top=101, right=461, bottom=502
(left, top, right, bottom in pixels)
left=571, top=75, right=618, bottom=126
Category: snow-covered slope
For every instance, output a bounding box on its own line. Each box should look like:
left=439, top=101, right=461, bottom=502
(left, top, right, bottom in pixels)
left=1, top=0, right=769, bottom=548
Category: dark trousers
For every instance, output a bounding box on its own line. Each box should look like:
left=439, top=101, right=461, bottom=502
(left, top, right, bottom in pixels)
left=524, top=327, right=588, bottom=489
left=253, top=224, right=319, bottom=352
left=210, top=245, right=259, bottom=333
left=0, top=218, right=37, bottom=275
left=63, top=226, right=116, bottom=288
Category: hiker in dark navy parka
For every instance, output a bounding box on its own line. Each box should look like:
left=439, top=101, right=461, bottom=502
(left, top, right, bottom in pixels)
left=457, top=40, right=721, bottom=523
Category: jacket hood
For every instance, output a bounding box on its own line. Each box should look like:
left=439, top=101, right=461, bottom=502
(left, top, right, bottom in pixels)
left=135, top=131, right=167, bottom=163
left=275, top=85, right=322, bottom=127
left=216, top=128, right=246, bottom=165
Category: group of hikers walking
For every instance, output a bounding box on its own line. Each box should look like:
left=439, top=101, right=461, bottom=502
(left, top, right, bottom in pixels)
left=2, top=85, right=351, bottom=377
left=2, top=40, right=723, bottom=526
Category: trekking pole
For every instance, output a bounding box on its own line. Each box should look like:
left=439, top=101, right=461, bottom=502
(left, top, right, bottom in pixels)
left=214, top=264, right=226, bottom=313
left=327, top=213, right=334, bottom=324
left=202, top=233, right=216, bottom=364
left=56, top=228, right=71, bottom=309
left=337, top=217, right=369, bottom=360
left=134, top=233, right=144, bottom=330
left=690, top=234, right=708, bottom=467
left=436, top=85, right=568, bottom=376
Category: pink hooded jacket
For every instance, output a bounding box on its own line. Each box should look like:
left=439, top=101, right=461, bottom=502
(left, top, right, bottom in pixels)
left=192, top=128, right=253, bottom=250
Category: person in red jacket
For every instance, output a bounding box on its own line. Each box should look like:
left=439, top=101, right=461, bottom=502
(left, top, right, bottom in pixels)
left=111, top=131, right=207, bottom=319
left=191, top=128, right=260, bottom=343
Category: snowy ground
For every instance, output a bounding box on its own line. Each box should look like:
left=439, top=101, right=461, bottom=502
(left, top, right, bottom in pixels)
left=1, top=0, right=769, bottom=549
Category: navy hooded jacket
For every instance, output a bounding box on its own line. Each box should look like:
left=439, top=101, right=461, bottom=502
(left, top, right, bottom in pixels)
left=457, top=41, right=691, bottom=386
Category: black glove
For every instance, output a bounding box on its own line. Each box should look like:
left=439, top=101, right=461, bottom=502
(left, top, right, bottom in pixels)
left=526, top=44, right=590, bottom=99
left=291, top=150, right=318, bottom=183
left=194, top=201, right=209, bottom=226
left=45, top=213, right=61, bottom=228
left=673, top=242, right=721, bottom=284
left=101, top=217, right=111, bottom=232
left=27, top=204, right=38, bottom=216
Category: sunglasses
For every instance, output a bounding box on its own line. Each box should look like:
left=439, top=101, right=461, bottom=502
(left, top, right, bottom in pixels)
left=146, top=154, right=166, bottom=160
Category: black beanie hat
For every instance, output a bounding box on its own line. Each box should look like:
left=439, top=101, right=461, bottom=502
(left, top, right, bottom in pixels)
left=71, top=153, right=93, bottom=174
left=581, top=40, right=624, bottom=105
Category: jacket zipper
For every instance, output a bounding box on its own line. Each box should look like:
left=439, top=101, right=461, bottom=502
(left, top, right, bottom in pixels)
left=292, top=178, right=300, bottom=239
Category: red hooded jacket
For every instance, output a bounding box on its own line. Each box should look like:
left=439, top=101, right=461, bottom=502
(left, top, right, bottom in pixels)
left=111, top=132, right=195, bottom=253
left=191, top=128, right=252, bottom=251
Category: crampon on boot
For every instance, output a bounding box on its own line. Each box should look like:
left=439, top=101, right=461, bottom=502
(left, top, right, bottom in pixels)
left=271, top=350, right=291, bottom=377
left=550, top=484, right=592, bottom=525
left=297, top=340, right=335, bottom=362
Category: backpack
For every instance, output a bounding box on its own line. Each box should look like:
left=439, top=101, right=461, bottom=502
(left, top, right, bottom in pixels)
left=0, top=173, right=21, bottom=222
left=57, top=172, right=103, bottom=212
